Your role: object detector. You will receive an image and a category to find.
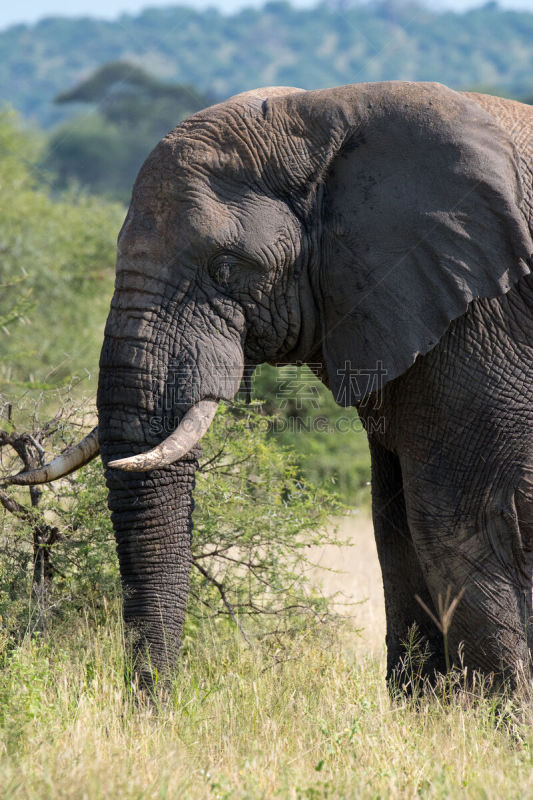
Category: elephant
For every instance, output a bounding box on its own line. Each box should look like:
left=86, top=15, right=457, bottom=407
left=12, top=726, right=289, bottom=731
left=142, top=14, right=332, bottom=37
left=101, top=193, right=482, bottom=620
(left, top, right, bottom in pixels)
left=8, top=81, right=533, bottom=690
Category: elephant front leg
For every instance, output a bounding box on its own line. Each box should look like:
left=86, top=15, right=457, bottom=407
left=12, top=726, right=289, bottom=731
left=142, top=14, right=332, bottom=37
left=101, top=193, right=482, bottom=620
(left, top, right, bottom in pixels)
left=369, top=439, right=446, bottom=690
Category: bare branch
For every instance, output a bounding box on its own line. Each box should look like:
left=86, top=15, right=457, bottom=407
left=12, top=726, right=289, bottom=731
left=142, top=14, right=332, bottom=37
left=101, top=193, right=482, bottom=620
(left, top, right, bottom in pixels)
left=0, top=488, right=32, bottom=520
left=192, top=557, right=254, bottom=647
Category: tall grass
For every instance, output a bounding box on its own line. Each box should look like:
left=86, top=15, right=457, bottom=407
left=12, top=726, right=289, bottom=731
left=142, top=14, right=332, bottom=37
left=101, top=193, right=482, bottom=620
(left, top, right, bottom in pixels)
left=1, top=602, right=532, bottom=799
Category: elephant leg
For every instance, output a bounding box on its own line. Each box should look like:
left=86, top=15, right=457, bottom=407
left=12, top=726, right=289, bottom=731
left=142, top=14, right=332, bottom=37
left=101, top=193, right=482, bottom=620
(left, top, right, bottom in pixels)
left=401, top=458, right=533, bottom=689
left=369, top=438, right=446, bottom=688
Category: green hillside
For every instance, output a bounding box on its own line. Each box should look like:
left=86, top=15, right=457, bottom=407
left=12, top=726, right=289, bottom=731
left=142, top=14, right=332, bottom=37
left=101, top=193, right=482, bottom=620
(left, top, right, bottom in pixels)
left=1, top=1, right=532, bottom=128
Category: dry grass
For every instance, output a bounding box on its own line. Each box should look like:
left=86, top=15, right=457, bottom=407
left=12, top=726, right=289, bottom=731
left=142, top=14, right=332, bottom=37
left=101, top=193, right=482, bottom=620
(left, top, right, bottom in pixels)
left=308, top=511, right=386, bottom=656
left=1, top=512, right=533, bottom=799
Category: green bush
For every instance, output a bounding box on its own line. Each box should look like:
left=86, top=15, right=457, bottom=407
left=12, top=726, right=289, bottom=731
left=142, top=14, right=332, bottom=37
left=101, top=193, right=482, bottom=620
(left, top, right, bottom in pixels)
left=254, top=365, right=371, bottom=506
left=0, top=402, right=344, bottom=653
left=0, top=108, right=123, bottom=391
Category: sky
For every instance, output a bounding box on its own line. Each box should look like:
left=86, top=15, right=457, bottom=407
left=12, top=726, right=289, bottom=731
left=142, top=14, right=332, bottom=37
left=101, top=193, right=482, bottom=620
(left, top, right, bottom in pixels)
left=0, top=0, right=531, bottom=30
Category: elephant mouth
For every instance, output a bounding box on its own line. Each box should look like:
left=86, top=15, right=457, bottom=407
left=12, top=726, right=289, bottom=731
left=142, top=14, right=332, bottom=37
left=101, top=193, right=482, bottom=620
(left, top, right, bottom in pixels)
left=107, top=398, right=218, bottom=471
left=3, top=398, right=219, bottom=485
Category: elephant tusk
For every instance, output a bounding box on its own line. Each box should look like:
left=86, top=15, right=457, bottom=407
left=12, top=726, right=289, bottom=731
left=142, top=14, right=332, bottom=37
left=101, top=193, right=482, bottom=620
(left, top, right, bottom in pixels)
left=107, top=400, right=219, bottom=472
left=5, top=427, right=100, bottom=485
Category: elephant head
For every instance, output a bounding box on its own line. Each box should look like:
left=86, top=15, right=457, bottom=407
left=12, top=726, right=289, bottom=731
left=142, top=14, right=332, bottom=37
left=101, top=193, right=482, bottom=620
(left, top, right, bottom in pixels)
left=10, top=82, right=532, bottom=684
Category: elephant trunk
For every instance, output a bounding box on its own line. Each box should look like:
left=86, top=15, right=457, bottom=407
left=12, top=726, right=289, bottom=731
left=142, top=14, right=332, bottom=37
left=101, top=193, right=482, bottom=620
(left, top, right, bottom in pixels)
left=98, top=338, right=200, bottom=684
left=105, top=460, right=196, bottom=685
left=97, top=285, right=244, bottom=684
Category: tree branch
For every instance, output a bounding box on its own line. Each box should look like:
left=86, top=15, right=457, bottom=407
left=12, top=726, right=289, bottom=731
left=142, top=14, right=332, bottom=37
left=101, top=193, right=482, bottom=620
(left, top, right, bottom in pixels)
left=192, top=557, right=254, bottom=647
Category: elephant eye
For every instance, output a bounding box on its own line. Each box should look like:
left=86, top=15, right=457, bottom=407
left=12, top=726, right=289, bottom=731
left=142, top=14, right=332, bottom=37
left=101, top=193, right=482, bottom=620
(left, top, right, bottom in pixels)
left=209, top=253, right=241, bottom=289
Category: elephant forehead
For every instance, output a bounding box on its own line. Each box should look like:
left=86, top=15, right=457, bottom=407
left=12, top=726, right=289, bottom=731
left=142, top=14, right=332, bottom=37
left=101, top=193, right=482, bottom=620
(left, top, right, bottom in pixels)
left=181, top=192, right=292, bottom=247
left=117, top=173, right=223, bottom=251
left=177, top=201, right=233, bottom=246
left=119, top=186, right=294, bottom=269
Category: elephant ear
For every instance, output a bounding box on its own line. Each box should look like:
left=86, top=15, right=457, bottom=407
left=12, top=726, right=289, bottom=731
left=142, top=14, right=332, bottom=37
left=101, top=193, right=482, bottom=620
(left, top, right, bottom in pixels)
left=277, top=83, right=533, bottom=404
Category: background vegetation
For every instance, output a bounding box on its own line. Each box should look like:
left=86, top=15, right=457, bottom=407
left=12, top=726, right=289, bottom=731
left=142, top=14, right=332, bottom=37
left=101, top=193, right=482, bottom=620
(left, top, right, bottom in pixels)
left=0, top=109, right=122, bottom=388
left=1, top=1, right=532, bottom=129
left=47, top=62, right=215, bottom=199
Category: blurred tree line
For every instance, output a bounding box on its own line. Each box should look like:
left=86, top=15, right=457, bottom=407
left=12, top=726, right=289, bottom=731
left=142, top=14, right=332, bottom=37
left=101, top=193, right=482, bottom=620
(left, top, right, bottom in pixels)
left=46, top=62, right=215, bottom=201
left=1, top=1, right=533, bottom=129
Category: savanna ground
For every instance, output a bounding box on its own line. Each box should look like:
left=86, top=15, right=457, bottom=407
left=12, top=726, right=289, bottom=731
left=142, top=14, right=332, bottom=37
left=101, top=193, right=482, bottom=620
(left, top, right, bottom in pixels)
left=2, top=511, right=533, bottom=800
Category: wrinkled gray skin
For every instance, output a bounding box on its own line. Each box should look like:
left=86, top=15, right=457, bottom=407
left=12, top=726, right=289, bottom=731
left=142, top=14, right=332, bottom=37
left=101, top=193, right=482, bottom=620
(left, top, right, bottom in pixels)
left=97, top=82, right=533, bottom=688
